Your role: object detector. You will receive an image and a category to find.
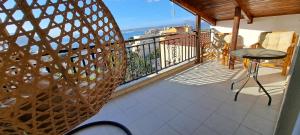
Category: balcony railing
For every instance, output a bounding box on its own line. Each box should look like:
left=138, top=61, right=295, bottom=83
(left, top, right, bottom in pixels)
left=122, top=31, right=211, bottom=84
left=54, top=31, right=211, bottom=85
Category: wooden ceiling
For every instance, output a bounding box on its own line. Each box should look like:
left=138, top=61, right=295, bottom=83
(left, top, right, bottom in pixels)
left=172, top=0, right=300, bottom=25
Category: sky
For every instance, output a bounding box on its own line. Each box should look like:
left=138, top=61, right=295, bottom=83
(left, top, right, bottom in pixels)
left=103, top=0, right=196, bottom=30
left=1, top=0, right=209, bottom=52
left=1, top=0, right=205, bottom=36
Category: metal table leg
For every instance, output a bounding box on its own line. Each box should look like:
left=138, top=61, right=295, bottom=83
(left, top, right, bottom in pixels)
left=231, top=59, right=253, bottom=91
left=253, top=63, right=272, bottom=106
left=254, top=62, right=262, bottom=93
left=234, top=76, right=250, bottom=101
left=231, top=74, right=250, bottom=91
left=232, top=59, right=272, bottom=106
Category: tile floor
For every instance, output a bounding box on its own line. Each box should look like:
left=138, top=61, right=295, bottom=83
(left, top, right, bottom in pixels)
left=75, top=61, right=286, bottom=135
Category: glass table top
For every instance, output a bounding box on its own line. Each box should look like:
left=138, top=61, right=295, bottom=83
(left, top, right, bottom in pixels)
left=230, top=48, right=287, bottom=60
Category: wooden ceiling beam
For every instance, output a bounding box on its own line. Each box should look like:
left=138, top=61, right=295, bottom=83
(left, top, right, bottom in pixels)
left=233, top=0, right=253, bottom=24
left=172, top=0, right=216, bottom=26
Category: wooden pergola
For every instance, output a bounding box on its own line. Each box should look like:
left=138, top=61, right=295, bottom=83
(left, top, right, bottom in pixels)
left=172, top=0, right=300, bottom=67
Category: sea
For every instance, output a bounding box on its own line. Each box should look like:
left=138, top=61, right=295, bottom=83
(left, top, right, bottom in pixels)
left=122, top=30, right=146, bottom=40
left=121, top=22, right=210, bottom=40
left=12, top=22, right=210, bottom=51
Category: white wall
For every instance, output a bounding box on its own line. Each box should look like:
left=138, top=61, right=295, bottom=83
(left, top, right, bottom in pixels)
left=211, top=14, right=300, bottom=47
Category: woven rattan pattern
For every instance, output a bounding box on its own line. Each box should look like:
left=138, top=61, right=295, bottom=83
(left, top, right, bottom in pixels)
left=0, top=0, right=126, bottom=134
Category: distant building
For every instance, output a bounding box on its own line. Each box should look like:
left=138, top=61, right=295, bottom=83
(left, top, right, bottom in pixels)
left=128, top=28, right=162, bottom=55
left=127, top=25, right=195, bottom=69
left=144, top=28, right=161, bottom=36
left=160, top=25, right=192, bottom=35
left=158, top=25, right=195, bottom=67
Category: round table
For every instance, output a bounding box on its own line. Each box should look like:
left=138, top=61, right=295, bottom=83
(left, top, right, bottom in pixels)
left=230, top=48, right=287, bottom=106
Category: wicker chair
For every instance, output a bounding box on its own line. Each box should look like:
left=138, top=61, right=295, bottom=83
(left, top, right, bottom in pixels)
left=203, top=31, right=229, bottom=62
left=244, top=31, right=299, bottom=75
left=0, top=0, right=127, bottom=134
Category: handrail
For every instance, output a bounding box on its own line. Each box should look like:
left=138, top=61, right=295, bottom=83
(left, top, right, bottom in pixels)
left=122, top=32, right=199, bottom=84
left=52, top=31, right=212, bottom=85
left=124, top=33, right=196, bottom=43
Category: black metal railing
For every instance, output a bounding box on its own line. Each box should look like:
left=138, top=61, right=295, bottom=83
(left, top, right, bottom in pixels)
left=40, top=31, right=210, bottom=86
left=123, top=33, right=197, bottom=84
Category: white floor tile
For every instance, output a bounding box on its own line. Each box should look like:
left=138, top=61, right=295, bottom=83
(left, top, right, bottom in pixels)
left=151, top=104, right=179, bottom=123
left=129, top=112, right=165, bottom=135
left=255, top=94, right=283, bottom=111
left=242, top=113, right=276, bottom=135
left=195, top=95, right=224, bottom=111
left=183, top=102, right=215, bottom=123
left=204, top=113, right=240, bottom=135
left=113, top=94, right=138, bottom=111
left=249, top=104, right=279, bottom=122
left=168, top=113, right=202, bottom=135
left=205, top=86, right=233, bottom=102
left=123, top=103, right=153, bottom=124
left=152, top=89, right=178, bottom=103
left=234, top=125, right=262, bottom=135
left=176, top=88, right=208, bottom=103
left=152, top=124, right=181, bottom=135
left=229, top=93, right=258, bottom=107
left=167, top=96, right=193, bottom=111
left=216, top=102, right=250, bottom=123
left=193, top=125, right=220, bottom=135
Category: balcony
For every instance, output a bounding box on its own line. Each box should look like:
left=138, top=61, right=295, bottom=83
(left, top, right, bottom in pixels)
left=0, top=0, right=299, bottom=135
left=76, top=46, right=286, bottom=135
left=65, top=25, right=293, bottom=135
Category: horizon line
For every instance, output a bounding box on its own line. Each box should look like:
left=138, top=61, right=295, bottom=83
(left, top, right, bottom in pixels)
left=121, top=21, right=209, bottom=31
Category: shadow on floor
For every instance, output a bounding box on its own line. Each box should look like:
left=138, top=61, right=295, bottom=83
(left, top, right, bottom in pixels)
left=166, top=61, right=243, bottom=86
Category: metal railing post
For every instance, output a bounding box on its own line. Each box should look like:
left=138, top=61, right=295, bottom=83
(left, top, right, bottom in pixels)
left=153, top=37, right=158, bottom=73
left=142, top=44, right=147, bottom=75
left=195, top=15, right=202, bottom=63
left=148, top=43, right=152, bottom=73
left=120, top=33, right=211, bottom=85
